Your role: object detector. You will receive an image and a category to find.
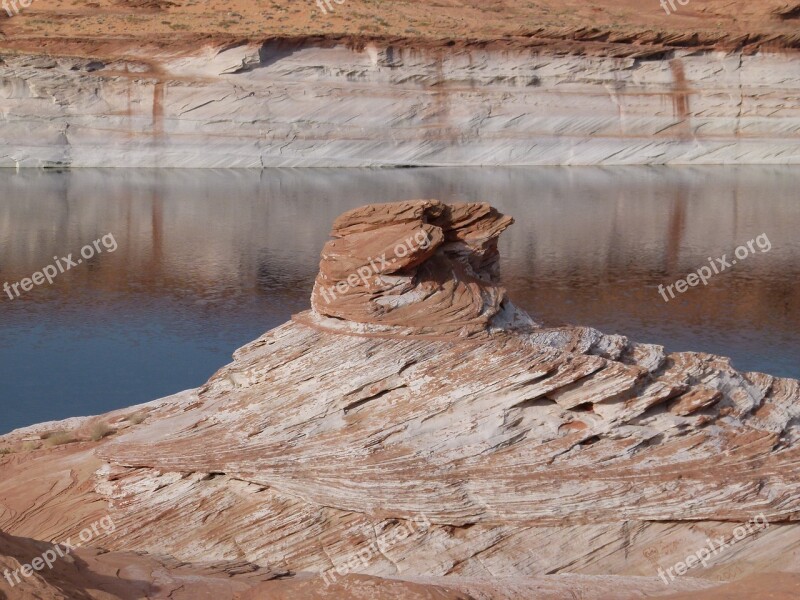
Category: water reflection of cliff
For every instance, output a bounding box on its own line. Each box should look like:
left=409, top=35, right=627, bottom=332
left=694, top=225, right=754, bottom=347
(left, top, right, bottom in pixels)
left=0, top=166, right=798, bottom=375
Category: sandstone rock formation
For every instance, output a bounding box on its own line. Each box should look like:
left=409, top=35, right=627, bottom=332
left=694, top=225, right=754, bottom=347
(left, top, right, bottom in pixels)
left=2, top=1, right=800, bottom=166
left=1, top=43, right=799, bottom=167
left=311, top=200, right=533, bottom=337
left=1, top=201, right=799, bottom=599
left=0, top=530, right=272, bottom=600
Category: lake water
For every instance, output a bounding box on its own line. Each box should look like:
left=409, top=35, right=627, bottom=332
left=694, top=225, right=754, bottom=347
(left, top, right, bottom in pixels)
left=1, top=167, right=798, bottom=434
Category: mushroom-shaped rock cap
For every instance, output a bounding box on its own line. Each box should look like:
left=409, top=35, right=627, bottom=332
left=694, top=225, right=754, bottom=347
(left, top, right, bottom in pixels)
left=310, top=200, right=535, bottom=337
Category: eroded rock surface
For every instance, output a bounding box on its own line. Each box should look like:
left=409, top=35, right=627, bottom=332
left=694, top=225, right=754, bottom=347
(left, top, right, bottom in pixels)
left=311, top=200, right=533, bottom=337
left=1, top=44, right=799, bottom=167
left=0, top=530, right=275, bottom=599
left=1, top=201, right=799, bottom=598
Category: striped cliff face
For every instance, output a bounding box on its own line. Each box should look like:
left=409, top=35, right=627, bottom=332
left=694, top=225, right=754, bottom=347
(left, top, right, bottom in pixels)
left=1, top=42, right=799, bottom=168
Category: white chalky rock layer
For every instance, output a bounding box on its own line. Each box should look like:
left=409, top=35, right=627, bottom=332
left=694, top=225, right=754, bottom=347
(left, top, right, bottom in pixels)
left=0, top=43, right=799, bottom=167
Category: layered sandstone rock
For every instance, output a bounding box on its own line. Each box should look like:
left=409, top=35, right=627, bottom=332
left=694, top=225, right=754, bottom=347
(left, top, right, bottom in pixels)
left=1, top=201, right=799, bottom=598
left=311, top=200, right=533, bottom=337
left=0, top=529, right=274, bottom=600
left=2, top=0, right=800, bottom=167
left=1, top=43, right=799, bottom=167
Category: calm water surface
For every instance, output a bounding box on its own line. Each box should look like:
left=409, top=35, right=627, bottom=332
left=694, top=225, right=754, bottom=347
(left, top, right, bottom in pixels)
left=1, top=167, right=798, bottom=434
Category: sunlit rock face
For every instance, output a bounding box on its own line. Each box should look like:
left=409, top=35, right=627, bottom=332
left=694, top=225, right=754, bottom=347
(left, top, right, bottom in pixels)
left=1, top=44, right=799, bottom=167
left=311, top=200, right=535, bottom=337
left=1, top=202, right=800, bottom=599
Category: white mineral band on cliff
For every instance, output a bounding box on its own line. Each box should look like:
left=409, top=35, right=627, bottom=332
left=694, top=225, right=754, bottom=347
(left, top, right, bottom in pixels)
left=1, top=44, right=799, bottom=167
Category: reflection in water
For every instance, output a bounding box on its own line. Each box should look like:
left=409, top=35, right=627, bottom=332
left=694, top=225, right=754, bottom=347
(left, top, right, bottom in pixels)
left=0, top=167, right=798, bottom=433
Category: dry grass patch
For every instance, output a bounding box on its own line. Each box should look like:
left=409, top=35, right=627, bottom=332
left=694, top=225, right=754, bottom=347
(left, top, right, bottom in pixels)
left=125, top=411, right=148, bottom=425
left=90, top=421, right=116, bottom=441
left=42, top=430, right=77, bottom=447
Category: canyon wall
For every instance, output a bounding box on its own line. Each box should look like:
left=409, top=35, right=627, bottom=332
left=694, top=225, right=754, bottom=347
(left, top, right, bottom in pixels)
left=0, top=42, right=799, bottom=167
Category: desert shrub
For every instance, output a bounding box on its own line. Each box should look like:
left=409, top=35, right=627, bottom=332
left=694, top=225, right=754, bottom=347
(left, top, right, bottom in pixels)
left=126, top=412, right=147, bottom=425
left=43, top=430, right=76, bottom=447
left=89, top=422, right=115, bottom=442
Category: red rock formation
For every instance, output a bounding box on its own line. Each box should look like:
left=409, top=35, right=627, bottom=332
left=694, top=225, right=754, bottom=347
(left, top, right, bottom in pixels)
left=0, top=530, right=271, bottom=599
left=1, top=201, right=799, bottom=599
left=311, top=200, right=532, bottom=337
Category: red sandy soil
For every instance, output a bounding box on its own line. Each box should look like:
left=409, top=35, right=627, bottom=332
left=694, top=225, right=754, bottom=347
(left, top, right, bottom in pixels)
left=0, top=0, right=799, bottom=59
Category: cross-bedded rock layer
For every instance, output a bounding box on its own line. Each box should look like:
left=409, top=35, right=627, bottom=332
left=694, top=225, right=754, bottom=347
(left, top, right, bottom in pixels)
left=311, top=200, right=534, bottom=337
left=2, top=44, right=800, bottom=168
left=1, top=201, right=799, bottom=599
